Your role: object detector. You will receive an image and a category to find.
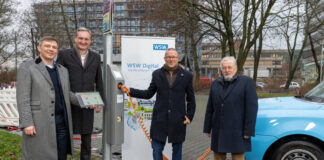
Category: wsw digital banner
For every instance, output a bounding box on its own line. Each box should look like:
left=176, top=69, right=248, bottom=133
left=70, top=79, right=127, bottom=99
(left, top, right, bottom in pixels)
left=121, top=36, right=175, bottom=160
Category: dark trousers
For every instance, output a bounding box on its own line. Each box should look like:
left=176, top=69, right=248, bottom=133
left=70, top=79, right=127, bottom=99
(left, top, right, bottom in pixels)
left=56, top=122, right=69, bottom=160
left=81, top=133, right=92, bottom=160
left=152, top=139, right=182, bottom=160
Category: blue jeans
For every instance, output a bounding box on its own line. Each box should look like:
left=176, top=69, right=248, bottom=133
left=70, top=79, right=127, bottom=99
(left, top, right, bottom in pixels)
left=56, top=122, right=69, bottom=160
left=152, top=139, right=182, bottom=160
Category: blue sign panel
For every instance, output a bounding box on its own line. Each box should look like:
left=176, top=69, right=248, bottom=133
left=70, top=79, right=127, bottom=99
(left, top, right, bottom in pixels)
left=153, top=44, right=168, bottom=51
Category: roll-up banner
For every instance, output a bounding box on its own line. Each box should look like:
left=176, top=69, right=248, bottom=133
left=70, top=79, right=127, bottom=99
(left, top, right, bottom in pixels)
left=121, top=36, right=175, bottom=160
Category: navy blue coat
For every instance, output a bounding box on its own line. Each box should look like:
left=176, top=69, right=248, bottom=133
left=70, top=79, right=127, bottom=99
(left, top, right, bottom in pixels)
left=203, top=74, right=258, bottom=153
left=130, top=67, right=196, bottom=143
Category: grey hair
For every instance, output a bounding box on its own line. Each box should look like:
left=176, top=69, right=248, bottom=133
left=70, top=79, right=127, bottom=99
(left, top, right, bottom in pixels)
left=166, top=48, right=177, bottom=52
left=220, top=56, right=237, bottom=69
left=165, top=48, right=178, bottom=55
left=76, top=27, right=91, bottom=37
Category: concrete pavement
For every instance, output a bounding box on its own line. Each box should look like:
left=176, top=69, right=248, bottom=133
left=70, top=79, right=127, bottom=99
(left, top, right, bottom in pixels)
left=74, top=94, right=232, bottom=160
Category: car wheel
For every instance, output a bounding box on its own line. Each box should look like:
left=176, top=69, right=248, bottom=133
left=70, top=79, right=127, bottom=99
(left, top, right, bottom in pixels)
left=271, top=141, right=324, bottom=160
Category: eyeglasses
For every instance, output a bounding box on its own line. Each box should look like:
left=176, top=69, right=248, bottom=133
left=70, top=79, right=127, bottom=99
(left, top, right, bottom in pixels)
left=165, top=56, right=178, bottom=59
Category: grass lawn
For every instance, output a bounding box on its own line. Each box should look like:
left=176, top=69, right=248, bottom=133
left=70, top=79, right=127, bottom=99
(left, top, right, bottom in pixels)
left=0, top=130, right=100, bottom=160
left=0, top=130, right=21, bottom=160
left=258, top=92, right=296, bottom=98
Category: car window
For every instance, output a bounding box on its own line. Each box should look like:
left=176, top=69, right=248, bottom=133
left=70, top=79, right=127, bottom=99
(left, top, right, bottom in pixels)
left=304, top=82, right=324, bottom=102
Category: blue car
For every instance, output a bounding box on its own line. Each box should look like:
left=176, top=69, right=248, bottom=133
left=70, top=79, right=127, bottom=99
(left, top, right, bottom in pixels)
left=245, top=82, right=324, bottom=160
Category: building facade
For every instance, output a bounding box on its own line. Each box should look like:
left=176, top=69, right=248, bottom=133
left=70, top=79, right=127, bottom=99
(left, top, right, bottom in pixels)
left=301, top=1, right=324, bottom=83
left=201, top=42, right=288, bottom=79
left=33, top=0, right=193, bottom=64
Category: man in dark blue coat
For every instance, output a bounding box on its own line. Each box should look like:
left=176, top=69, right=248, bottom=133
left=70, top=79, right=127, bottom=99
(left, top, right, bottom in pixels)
left=124, top=48, right=196, bottom=160
left=203, top=56, right=258, bottom=160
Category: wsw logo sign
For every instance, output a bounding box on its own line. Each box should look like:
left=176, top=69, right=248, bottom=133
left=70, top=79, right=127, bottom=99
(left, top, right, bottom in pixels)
left=153, top=44, right=168, bottom=51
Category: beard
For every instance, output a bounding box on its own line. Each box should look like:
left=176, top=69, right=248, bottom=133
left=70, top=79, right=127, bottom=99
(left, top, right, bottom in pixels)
left=223, top=75, right=233, bottom=81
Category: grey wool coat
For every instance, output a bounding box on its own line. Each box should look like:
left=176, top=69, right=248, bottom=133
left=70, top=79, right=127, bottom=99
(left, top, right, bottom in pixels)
left=16, top=58, right=77, bottom=160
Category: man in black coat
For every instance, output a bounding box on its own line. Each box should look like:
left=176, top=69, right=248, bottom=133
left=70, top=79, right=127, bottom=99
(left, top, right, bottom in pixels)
left=124, top=48, right=196, bottom=160
left=57, top=27, right=104, bottom=160
left=203, top=56, right=258, bottom=160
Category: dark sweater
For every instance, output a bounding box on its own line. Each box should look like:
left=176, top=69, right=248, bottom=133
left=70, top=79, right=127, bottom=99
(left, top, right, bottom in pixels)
left=46, top=65, right=66, bottom=125
left=163, top=66, right=179, bottom=86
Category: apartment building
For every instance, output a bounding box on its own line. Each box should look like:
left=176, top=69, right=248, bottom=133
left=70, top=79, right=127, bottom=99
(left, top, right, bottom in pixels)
left=201, top=42, right=288, bottom=79
left=33, top=0, right=190, bottom=63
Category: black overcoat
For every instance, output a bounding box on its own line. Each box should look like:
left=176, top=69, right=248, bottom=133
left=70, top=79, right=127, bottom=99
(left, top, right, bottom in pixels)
left=130, top=67, right=196, bottom=143
left=203, top=74, right=258, bottom=153
left=57, top=48, right=104, bottom=134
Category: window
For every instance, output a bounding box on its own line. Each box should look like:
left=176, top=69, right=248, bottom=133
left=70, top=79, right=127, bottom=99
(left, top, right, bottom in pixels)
left=96, top=5, right=103, bottom=11
left=272, top=60, right=281, bottom=65
left=115, top=12, right=125, bottom=17
left=88, top=13, right=94, bottom=19
left=89, top=21, right=96, bottom=28
left=115, top=5, right=125, bottom=11
left=120, top=20, right=125, bottom=26
left=96, top=13, right=102, bottom=18
left=77, top=7, right=82, bottom=12
left=87, top=6, right=93, bottom=11
left=96, top=36, right=103, bottom=42
left=79, top=22, right=85, bottom=27
left=67, top=6, right=73, bottom=13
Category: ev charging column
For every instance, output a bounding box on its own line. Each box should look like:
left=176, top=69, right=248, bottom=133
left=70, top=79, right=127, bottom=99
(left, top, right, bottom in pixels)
left=103, top=0, right=114, bottom=159
left=103, top=31, right=113, bottom=160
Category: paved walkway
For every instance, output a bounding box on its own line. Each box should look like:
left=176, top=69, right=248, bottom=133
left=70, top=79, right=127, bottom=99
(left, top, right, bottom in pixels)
left=74, top=95, right=232, bottom=160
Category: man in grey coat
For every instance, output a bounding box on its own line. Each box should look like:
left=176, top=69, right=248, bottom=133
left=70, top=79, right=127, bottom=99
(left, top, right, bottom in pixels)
left=203, top=56, right=258, bottom=160
left=16, top=36, right=76, bottom=160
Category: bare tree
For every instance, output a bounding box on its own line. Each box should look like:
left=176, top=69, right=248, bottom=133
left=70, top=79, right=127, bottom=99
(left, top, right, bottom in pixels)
left=0, top=34, right=13, bottom=65
left=72, top=0, right=78, bottom=30
left=304, top=1, right=324, bottom=83
left=252, top=0, right=264, bottom=82
left=190, top=0, right=277, bottom=73
left=27, top=0, right=95, bottom=50
left=20, top=9, right=39, bottom=59
left=0, top=0, right=13, bottom=29
left=275, top=0, right=318, bottom=89
left=0, top=0, right=14, bottom=65
left=140, top=0, right=208, bottom=82
left=308, top=34, right=321, bottom=83
left=58, top=0, right=73, bottom=48
left=32, top=1, right=67, bottom=46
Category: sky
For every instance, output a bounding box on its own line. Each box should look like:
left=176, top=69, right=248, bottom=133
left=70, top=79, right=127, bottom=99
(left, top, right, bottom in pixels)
left=15, top=0, right=33, bottom=17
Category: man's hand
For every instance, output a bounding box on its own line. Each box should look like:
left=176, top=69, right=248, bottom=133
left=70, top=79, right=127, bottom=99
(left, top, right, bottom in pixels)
left=121, top=86, right=130, bottom=93
left=205, top=133, right=211, bottom=138
left=96, top=106, right=102, bottom=113
left=89, top=105, right=96, bottom=109
left=244, top=135, right=250, bottom=139
left=24, top=126, right=36, bottom=136
left=183, top=116, right=191, bottom=125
